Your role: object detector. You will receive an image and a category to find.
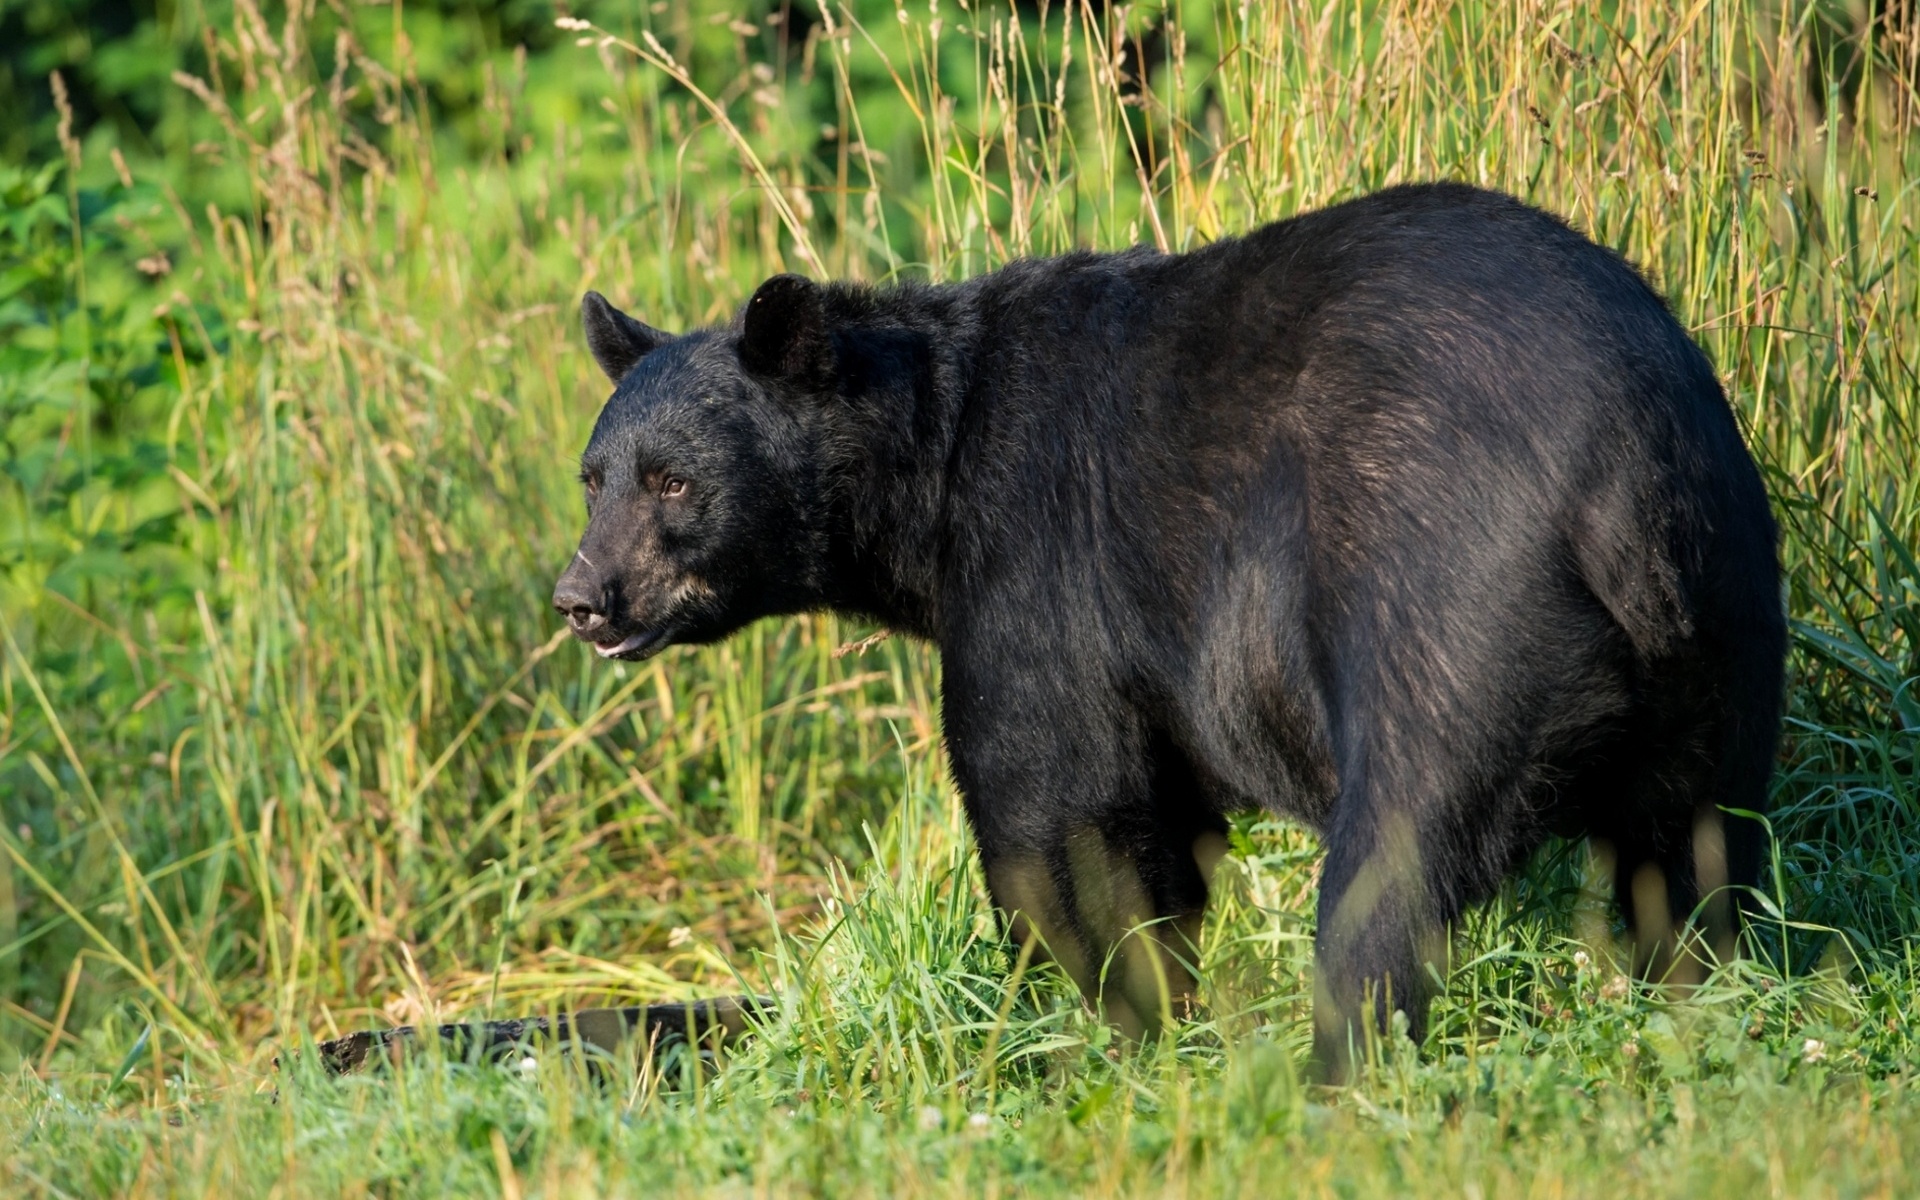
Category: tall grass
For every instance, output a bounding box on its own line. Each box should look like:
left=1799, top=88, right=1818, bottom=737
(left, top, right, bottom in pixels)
left=2, top=0, right=1918, bottom=1194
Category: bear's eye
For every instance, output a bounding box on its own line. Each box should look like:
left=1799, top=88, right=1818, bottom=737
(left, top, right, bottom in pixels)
left=581, top=471, right=600, bottom=498
left=661, top=476, right=688, bottom=499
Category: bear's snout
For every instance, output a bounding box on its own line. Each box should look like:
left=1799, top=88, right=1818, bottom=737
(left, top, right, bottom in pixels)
left=552, top=558, right=608, bottom=635
left=551, top=538, right=689, bottom=662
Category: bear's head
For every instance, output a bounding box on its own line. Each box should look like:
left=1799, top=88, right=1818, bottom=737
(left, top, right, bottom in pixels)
left=552, top=275, right=836, bottom=660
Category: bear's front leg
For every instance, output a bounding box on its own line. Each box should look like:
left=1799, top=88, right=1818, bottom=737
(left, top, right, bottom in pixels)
left=941, top=665, right=1223, bottom=1038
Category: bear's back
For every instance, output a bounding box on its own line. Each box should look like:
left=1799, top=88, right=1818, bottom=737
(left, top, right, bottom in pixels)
left=937, top=182, right=1774, bottom=737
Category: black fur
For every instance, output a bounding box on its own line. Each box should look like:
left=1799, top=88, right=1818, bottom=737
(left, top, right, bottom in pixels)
left=552, top=183, right=1786, bottom=1080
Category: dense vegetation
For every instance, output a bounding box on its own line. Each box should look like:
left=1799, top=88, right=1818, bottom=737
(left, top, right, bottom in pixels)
left=2, top=0, right=1917, bottom=1194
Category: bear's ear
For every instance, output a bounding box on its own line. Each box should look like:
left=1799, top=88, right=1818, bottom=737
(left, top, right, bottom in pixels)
left=739, top=274, right=834, bottom=386
left=582, top=291, right=671, bottom=383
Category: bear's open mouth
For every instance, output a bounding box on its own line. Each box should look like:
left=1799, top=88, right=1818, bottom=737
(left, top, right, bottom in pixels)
left=593, top=627, right=672, bottom=660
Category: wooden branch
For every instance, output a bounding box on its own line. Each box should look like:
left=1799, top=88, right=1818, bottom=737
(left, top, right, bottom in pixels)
left=308, top=996, right=773, bottom=1076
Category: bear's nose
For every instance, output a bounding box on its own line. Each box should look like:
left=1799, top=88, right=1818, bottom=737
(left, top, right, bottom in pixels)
left=552, top=574, right=608, bottom=634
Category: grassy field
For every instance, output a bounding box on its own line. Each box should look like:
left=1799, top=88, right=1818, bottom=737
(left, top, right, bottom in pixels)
left=2, top=0, right=1918, bottom=1194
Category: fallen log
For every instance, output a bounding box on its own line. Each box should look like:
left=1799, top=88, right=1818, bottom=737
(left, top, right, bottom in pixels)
left=311, top=996, right=773, bottom=1075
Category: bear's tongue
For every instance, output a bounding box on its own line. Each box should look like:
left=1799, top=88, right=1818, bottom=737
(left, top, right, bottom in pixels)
left=595, top=631, right=654, bottom=659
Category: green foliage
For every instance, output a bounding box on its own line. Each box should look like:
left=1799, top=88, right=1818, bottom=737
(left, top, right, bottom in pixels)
left=1, top=0, right=1918, bottom=1194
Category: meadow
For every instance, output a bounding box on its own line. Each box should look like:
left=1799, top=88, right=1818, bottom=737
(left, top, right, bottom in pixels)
left=1, top=0, right=1917, bottom=1194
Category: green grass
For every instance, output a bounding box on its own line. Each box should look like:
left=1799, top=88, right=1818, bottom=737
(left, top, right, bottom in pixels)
left=2, top=0, right=1918, bottom=1194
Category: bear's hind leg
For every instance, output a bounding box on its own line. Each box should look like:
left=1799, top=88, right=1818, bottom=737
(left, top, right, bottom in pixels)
left=1600, top=645, right=1781, bottom=978
left=1310, top=807, right=1451, bottom=1083
left=1309, top=775, right=1538, bottom=1083
left=1607, top=764, right=1774, bottom=978
left=1607, top=821, right=1704, bottom=981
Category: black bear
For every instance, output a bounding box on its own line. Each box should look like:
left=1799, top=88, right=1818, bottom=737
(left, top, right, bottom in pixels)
left=551, top=182, right=1785, bottom=1079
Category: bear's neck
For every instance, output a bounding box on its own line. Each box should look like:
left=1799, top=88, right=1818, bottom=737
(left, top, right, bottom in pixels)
left=815, top=279, right=979, bottom=641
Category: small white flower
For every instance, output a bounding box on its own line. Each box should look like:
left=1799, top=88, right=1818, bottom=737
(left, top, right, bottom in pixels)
left=1572, top=950, right=1591, bottom=972
left=554, top=16, right=592, bottom=31
left=517, top=1055, right=538, bottom=1076
left=966, top=1112, right=992, bottom=1136
left=1802, top=1038, right=1827, bottom=1064
left=667, top=925, right=692, bottom=948
left=917, top=1105, right=943, bottom=1131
